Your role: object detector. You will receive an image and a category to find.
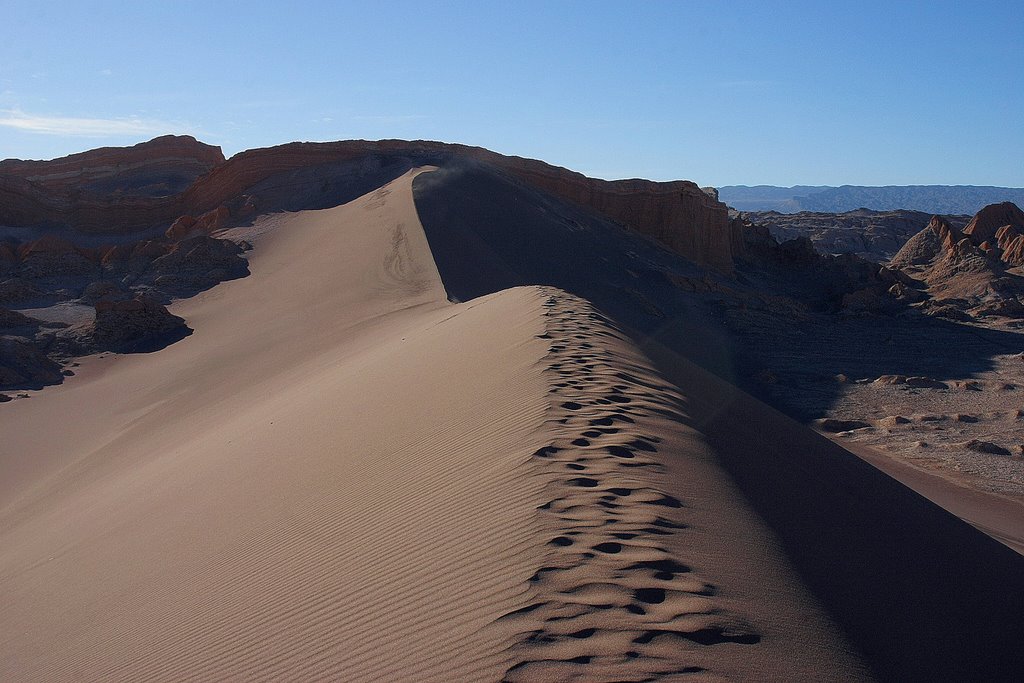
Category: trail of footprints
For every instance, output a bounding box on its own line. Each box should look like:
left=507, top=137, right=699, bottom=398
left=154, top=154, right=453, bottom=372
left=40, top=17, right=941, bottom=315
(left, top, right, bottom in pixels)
left=500, top=289, right=760, bottom=682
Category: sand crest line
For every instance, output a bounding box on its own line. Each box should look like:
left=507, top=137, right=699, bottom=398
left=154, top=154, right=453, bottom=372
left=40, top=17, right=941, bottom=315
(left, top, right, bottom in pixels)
left=497, top=288, right=760, bottom=681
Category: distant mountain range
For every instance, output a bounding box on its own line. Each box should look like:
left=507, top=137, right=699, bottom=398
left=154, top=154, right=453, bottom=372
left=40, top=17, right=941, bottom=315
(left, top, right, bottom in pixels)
left=719, top=185, right=1024, bottom=215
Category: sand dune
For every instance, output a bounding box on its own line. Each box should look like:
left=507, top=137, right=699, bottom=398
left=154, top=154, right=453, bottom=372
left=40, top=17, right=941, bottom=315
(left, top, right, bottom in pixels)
left=2, top=170, right=554, bottom=680
left=2, top=167, right=1022, bottom=681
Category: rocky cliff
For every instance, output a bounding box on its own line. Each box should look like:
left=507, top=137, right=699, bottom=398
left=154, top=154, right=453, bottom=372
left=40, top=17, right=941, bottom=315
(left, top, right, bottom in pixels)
left=178, top=140, right=738, bottom=272
left=0, top=135, right=223, bottom=233
left=1, top=138, right=738, bottom=273
left=0, top=135, right=224, bottom=197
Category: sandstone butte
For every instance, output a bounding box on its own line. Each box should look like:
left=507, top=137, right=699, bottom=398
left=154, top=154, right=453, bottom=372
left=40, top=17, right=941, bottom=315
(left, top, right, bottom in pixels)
left=0, top=136, right=740, bottom=274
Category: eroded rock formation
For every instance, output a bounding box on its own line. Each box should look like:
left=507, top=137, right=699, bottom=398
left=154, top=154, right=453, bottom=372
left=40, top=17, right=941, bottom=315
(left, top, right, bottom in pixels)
left=2, top=138, right=738, bottom=273
left=888, top=203, right=1024, bottom=318
left=741, top=209, right=969, bottom=263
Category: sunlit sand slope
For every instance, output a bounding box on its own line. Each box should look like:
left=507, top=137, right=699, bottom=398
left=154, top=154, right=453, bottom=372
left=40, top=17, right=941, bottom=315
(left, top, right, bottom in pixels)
left=1, top=171, right=554, bottom=680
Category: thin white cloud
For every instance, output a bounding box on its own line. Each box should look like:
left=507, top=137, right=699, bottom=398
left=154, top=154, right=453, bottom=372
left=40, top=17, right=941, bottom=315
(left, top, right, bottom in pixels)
left=0, top=109, right=180, bottom=137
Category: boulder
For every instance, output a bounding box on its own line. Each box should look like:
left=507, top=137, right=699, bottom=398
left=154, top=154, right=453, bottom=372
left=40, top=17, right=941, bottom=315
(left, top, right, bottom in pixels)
left=818, top=418, right=872, bottom=432
left=963, top=440, right=1011, bottom=456
left=80, top=280, right=130, bottom=305
left=0, top=336, right=64, bottom=388
left=91, top=296, right=190, bottom=352
left=0, top=307, right=39, bottom=329
left=905, top=376, right=948, bottom=389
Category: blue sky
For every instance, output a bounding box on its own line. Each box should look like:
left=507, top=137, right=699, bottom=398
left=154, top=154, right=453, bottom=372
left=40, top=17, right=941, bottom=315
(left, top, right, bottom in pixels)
left=1, top=1, right=1021, bottom=186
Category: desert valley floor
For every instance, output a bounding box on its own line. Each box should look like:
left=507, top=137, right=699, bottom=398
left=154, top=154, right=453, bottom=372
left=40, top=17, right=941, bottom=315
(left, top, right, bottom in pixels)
left=2, top=167, right=1023, bottom=681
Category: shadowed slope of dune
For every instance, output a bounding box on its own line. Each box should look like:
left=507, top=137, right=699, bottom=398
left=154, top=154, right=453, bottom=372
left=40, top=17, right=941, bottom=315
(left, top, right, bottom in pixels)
left=412, top=162, right=739, bottom=381
left=412, top=164, right=1024, bottom=681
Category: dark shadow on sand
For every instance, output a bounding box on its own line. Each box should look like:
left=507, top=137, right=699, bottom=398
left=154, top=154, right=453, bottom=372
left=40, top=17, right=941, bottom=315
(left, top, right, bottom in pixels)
left=412, top=162, right=1024, bottom=681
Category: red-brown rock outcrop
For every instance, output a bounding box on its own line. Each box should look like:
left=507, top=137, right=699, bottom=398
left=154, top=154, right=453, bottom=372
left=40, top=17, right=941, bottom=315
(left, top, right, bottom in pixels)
left=889, top=202, right=1024, bottom=318
left=182, top=140, right=738, bottom=273
left=1, top=138, right=738, bottom=273
left=892, top=204, right=1024, bottom=273
left=0, top=136, right=223, bottom=233
left=165, top=205, right=230, bottom=240
left=962, top=202, right=1024, bottom=246
left=0, top=134, right=223, bottom=197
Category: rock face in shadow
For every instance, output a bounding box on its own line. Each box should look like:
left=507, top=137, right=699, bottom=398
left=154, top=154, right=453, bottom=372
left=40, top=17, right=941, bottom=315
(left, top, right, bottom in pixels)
left=0, top=233, right=249, bottom=307
left=734, top=218, right=922, bottom=315
left=91, top=296, right=190, bottom=352
left=134, top=235, right=249, bottom=296
left=411, top=162, right=738, bottom=374
left=0, top=228, right=246, bottom=391
left=2, top=137, right=738, bottom=273
left=0, top=336, right=63, bottom=388
left=491, top=157, right=736, bottom=273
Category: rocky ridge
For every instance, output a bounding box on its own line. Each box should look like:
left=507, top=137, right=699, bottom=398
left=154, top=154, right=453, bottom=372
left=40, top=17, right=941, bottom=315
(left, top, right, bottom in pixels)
left=0, top=135, right=224, bottom=233
left=0, top=134, right=224, bottom=197
left=1, top=138, right=739, bottom=273
left=741, top=209, right=969, bottom=262
left=720, top=184, right=1024, bottom=215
